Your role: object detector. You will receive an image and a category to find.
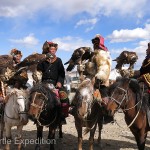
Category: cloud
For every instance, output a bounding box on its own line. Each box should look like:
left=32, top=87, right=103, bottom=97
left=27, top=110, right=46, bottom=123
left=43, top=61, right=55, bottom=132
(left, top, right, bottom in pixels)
left=0, top=0, right=149, bottom=20
left=52, top=36, right=92, bottom=51
left=9, top=34, right=39, bottom=46
left=107, top=24, right=150, bottom=43
left=75, top=18, right=98, bottom=32
left=75, top=18, right=98, bottom=27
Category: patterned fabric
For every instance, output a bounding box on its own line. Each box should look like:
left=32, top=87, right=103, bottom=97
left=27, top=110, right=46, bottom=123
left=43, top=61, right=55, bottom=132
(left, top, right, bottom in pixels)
left=59, top=88, right=69, bottom=117
left=143, top=73, right=150, bottom=87
left=93, top=89, right=102, bottom=101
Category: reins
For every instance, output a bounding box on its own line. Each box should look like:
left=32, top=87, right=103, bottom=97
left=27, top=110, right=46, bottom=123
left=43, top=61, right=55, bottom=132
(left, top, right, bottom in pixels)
left=127, top=83, right=144, bottom=128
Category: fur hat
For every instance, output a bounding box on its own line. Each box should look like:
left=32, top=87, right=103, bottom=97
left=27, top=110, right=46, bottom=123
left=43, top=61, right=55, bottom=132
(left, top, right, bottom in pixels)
left=42, top=41, right=58, bottom=54
left=10, top=49, right=22, bottom=57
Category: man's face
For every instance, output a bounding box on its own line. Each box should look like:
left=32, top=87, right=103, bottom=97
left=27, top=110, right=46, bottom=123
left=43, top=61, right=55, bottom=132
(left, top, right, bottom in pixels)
left=49, top=46, right=57, bottom=55
left=146, top=48, right=150, bottom=55
left=14, top=54, right=22, bottom=63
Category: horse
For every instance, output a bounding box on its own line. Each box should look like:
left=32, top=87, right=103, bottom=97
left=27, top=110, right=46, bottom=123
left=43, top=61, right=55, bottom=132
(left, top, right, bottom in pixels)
left=4, top=87, right=29, bottom=150
left=106, top=77, right=150, bottom=150
left=28, top=83, right=62, bottom=150
left=71, top=78, right=104, bottom=150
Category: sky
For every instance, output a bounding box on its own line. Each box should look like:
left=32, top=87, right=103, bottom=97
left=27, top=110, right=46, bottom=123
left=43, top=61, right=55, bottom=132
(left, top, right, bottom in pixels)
left=0, top=0, right=150, bottom=70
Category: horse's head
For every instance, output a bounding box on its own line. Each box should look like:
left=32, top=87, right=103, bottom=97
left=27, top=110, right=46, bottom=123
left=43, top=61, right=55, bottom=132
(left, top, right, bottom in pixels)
left=16, top=89, right=29, bottom=124
left=5, top=88, right=29, bottom=124
left=73, top=79, right=94, bottom=118
left=28, top=91, right=48, bottom=121
left=106, top=78, right=129, bottom=115
left=28, top=84, right=56, bottom=122
left=106, top=78, right=140, bottom=116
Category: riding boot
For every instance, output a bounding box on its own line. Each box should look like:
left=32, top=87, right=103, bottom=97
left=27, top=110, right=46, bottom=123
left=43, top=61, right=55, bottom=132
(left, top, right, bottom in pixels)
left=59, top=87, right=70, bottom=120
left=57, top=105, right=66, bottom=125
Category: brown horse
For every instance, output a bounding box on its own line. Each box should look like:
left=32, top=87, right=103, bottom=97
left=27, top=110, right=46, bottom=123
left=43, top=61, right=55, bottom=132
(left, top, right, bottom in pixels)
left=71, top=78, right=104, bottom=150
left=106, top=77, right=150, bottom=150
left=28, top=83, right=62, bottom=150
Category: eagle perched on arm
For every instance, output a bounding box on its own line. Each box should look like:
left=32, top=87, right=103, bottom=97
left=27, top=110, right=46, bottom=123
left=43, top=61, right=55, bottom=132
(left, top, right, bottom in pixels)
left=64, top=47, right=93, bottom=71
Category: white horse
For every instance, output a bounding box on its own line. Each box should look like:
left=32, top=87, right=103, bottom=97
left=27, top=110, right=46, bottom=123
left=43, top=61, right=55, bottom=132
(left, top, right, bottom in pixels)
left=4, top=87, right=29, bottom=150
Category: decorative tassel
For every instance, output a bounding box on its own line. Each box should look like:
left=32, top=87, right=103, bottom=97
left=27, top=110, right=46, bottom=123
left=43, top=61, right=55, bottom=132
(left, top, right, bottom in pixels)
left=1, top=81, right=5, bottom=99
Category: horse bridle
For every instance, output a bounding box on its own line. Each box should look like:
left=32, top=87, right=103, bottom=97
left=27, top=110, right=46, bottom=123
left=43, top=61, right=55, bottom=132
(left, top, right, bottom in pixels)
left=110, top=85, right=129, bottom=111
left=4, top=92, right=28, bottom=120
left=30, top=91, right=57, bottom=127
left=30, top=91, right=48, bottom=119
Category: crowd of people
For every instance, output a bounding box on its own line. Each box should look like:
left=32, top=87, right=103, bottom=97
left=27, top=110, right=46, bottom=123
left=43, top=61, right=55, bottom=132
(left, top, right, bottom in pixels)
left=0, top=35, right=150, bottom=124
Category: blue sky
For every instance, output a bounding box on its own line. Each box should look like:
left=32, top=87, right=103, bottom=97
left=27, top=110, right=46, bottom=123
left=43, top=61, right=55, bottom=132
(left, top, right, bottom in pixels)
left=0, top=0, right=150, bottom=70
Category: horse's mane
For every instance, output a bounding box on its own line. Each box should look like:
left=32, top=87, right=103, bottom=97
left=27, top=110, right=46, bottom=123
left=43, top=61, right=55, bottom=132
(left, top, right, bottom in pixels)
left=30, top=83, right=57, bottom=108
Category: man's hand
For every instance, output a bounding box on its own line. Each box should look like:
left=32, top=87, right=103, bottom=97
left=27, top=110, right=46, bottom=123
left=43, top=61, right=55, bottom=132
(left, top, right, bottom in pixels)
left=46, top=53, right=54, bottom=59
left=56, top=82, right=62, bottom=88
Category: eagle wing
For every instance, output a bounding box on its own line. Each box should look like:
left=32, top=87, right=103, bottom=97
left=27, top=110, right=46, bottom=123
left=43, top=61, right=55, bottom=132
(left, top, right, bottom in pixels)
left=0, top=55, right=14, bottom=69
left=64, top=47, right=93, bottom=71
left=16, top=53, right=46, bottom=69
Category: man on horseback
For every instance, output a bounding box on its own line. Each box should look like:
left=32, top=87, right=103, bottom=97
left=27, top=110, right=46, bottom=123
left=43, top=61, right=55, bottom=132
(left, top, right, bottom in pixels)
left=37, top=41, right=69, bottom=124
left=0, top=49, right=23, bottom=103
left=138, top=42, right=150, bottom=102
left=92, top=34, right=114, bottom=123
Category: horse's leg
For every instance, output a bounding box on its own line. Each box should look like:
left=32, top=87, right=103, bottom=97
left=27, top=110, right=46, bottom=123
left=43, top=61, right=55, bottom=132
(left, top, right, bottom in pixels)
left=35, top=124, right=43, bottom=150
left=97, top=121, right=103, bottom=149
left=16, top=125, right=24, bottom=150
left=131, top=128, right=147, bottom=150
left=89, top=123, right=97, bottom=150
left=58, top=124, right=63, bottom=138
left=48, top=127, right=56, bottom=150
left=0, top=120, right=4, bottom=139
left=75, top=119, right=82, bottom=150
left=5, top=123, right=12, bottom=150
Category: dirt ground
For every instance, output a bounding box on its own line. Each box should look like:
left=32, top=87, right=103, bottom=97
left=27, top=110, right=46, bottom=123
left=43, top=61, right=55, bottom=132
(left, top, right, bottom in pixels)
left=0, top=93, right=150, bottom=150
